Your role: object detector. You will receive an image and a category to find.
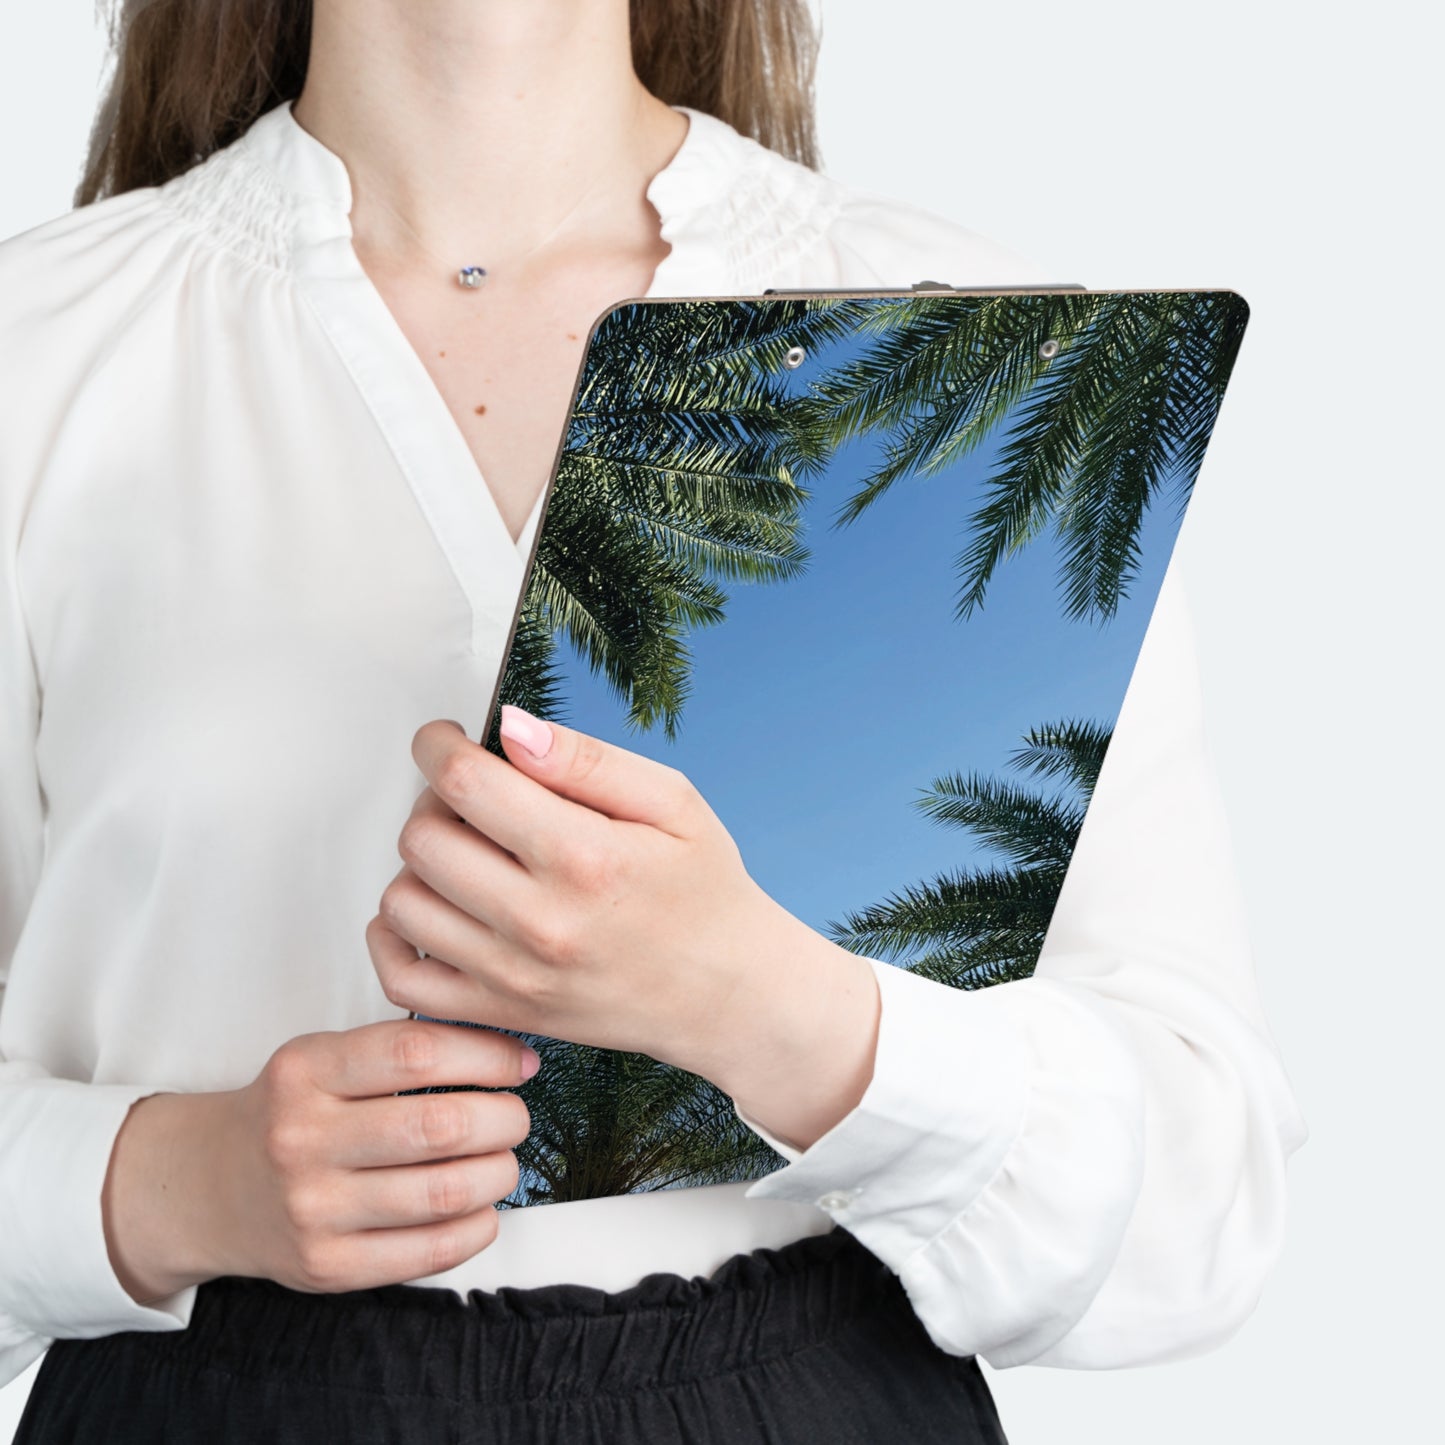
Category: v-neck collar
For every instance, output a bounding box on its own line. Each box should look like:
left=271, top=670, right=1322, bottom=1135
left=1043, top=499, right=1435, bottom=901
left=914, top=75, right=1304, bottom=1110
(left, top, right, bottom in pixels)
left=231, top=100, right=744, bottom=657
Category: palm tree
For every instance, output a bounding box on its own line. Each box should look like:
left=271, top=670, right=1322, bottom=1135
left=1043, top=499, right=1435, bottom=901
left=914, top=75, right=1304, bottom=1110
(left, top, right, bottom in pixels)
left=449, top=291, right=1233, bottom=1205
left=467, top=300, right=889, bottom=1200
left=487, top=289, right=1245, bottom=751
left=824, top=718, right=1112, bottom=989
left=791, top=289, right=1247, bottom=625
left=504, top=1042, right=786, bottom=1208
left=399, top=1026, right=791, bottom=1207
left=481, top=297, right=877, bottom=754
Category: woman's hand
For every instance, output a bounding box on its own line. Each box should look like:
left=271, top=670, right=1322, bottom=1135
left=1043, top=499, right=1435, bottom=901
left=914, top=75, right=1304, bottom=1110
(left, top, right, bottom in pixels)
left=366, top=707, right=882, bottom=1151
left=101, top=1019, right=538, bottom=1303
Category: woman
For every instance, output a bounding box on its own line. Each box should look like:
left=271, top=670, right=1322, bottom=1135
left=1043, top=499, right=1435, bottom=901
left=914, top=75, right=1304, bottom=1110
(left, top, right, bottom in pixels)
left=0, top=0, right=1308, bottom=1439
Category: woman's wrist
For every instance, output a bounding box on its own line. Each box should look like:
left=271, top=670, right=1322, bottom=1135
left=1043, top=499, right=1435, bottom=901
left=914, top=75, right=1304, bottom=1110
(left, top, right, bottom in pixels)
left=102, top=1089, right=237, bottom=1304
left=700, top=907, right=883, bottom=1154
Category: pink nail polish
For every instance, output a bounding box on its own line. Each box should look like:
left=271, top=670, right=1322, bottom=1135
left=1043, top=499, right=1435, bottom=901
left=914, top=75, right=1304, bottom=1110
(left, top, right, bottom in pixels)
left=499, top=704, right=553, bottom=759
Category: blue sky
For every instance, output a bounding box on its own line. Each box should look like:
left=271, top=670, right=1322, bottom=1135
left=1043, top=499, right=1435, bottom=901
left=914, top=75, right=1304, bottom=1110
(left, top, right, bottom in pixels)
left=545, top=320, right=1188, bottom=943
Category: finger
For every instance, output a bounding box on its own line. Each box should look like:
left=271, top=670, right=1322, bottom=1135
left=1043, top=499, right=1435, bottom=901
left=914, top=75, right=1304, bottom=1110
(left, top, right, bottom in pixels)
left=313, top=1010, right=538, bottom=1101
left=410, top=719, right=583, bottom=871
left=401, top=784, right=468, bottom=855
left=308, top=1206, right=504, bottom=1294
left=335, top=1082, right=533, bottom=1170
left=393, top=802, right=544, bottom=941
left=328, top=1151, right=521, bottom=1233
left=495, top=703, right=705, bottom=836
left=405, top=780, right=463, bottom=828
left=401, top=783, right=491, bottom=872
left=366, top=910, right=528, bottom=1026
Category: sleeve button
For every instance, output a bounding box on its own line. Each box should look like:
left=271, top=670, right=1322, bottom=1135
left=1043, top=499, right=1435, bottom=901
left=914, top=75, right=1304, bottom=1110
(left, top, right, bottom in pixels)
left=817, top=1189, right=857, bottom=1211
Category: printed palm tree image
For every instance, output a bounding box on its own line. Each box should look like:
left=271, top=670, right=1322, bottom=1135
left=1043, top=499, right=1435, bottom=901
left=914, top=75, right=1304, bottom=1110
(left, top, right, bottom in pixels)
left=412, top=291, right=1247, bottom=1209
left=477, top=298, right=877, bottom=750
left=825, top=717, right=1112, bottom=990
left=507, top=1040, right=785, bottom=1206
left=789, top=289, right=1246, bottom=623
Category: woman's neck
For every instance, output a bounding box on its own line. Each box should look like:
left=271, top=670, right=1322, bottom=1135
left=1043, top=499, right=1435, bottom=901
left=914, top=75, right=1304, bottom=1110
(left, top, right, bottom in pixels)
left=292, top=0, right=688, bottom=272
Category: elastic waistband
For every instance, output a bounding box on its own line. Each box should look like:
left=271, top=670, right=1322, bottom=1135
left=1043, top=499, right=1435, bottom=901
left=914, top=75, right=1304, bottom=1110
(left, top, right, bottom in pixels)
left=140, top=1226, right=910, bottom=1404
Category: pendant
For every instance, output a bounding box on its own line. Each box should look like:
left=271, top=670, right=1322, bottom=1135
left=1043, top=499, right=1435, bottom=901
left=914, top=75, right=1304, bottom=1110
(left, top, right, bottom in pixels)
left=457, top=266, right=488, bottom=290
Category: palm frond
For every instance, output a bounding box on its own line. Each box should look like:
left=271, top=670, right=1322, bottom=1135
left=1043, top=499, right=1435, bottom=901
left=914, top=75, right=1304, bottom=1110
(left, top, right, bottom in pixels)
left=1005, top=718, right=1114, bottom=794
left=500, top=1039, right=785, bottom=1205
left=830, top=716, right=1114, bottom=985
left=912, top=773, right=1085, bottom=868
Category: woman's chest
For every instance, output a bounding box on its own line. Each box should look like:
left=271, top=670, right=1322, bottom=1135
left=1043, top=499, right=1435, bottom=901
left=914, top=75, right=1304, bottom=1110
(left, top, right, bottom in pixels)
left=360, top=240, right=669, bottom=549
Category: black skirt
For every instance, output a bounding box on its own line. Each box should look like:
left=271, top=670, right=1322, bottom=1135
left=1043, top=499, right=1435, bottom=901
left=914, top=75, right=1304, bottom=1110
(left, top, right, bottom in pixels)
left=14, top=1226, right=1008, bottom=1443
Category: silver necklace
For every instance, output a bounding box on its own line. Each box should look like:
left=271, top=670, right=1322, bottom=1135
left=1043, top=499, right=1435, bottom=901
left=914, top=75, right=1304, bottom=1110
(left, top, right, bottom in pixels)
left=448, top=172, right=612, bottom=292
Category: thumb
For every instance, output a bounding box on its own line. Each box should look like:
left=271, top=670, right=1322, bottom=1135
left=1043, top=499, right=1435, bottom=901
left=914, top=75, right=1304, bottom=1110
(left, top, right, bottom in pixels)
left=497, top=703, right=700, bottom=833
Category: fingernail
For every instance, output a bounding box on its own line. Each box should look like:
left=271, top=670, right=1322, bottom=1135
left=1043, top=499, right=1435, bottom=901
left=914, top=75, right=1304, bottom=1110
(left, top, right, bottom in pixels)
left=520, top=1045, right=542, bottom=1079
left=500, top=704, right=553, bottom=760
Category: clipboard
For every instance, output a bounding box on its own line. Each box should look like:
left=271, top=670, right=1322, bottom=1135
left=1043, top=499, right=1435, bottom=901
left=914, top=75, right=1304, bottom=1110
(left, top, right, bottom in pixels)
left=401, top=285, right=1250, bottom=1213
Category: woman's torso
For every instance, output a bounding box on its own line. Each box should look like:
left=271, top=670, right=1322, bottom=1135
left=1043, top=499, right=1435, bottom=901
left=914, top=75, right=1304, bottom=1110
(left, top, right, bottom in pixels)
left=0, top=99, right=1057, bottom=1304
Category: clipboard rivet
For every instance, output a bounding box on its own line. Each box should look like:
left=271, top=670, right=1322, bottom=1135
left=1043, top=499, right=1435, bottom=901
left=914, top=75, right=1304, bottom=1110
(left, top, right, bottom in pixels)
left=784, top=345, right=807, bottom=369
left=1038, top=339, right=1061, bottom=360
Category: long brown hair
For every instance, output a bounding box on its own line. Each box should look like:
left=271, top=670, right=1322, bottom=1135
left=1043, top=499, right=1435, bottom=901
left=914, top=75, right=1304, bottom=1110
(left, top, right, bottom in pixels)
left=75, top=0, right=822, bottom=208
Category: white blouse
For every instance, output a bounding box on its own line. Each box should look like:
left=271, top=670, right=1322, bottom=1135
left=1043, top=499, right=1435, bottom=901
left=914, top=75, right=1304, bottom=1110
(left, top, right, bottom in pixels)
left=0, top=98, right=1308, bottom=1388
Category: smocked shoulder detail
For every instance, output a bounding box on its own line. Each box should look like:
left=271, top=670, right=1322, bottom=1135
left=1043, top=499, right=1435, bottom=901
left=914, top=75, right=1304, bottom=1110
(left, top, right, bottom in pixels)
left=724, top=162, right=848, bottom=290
left=136, top=100, right=856, bottom=292
left=158, top=145, right=296, bottom=273
left=646, top=106, right=848, bottom=292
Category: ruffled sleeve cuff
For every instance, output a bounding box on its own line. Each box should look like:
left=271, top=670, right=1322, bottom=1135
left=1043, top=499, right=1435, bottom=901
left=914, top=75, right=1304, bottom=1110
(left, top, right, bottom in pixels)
left=732, top=957, right=1148, bottom=1365
left=733, top=956, right=1036, bottom=1263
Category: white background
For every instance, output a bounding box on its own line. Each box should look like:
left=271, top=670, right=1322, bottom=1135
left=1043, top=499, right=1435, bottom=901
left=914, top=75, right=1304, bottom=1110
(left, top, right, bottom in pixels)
left=1, top=1, right=1437, bottom=1439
